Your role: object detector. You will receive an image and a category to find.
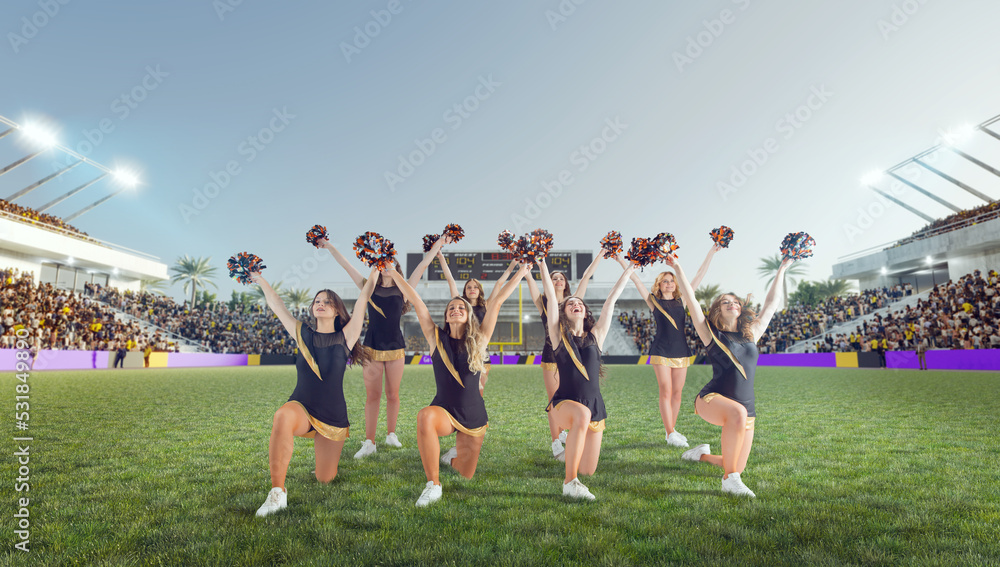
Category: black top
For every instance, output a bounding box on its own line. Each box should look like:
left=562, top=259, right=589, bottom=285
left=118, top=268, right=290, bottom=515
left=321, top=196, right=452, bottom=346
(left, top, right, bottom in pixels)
left=549, top=331, right=606, bottom=422
left=289, top=324, right=350, bottom=428
left=430, top=327, right=488, bottom=430
left=540, top=299, right=555, bottom=363
left=362, top=284, right=406, bottom=351
left=698, top=323, right=759, bottom=417
left=472, top=304, right=486, bottom=324
left=649, top=296, right=692, bottom=358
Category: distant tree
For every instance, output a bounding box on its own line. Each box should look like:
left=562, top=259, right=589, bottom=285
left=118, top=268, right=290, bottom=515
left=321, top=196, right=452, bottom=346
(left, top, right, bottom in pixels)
left=695, top=284, right=722, bottom=312
left=789, top=281, right=823, bottom=306
left=195, top=289, right=218, bottom=308
left=228, top=290, right=255, bottom=311
left=170, top=256, right=219, bottom=307
left=757, top=254, right=807, bottom=308
left=139, top=279, right=168, bottom=295
left=815, top=278, right=855, bottom=299
left=284, top=288, right=312, bottom=311
left=250, top=280, right=283, bottom=305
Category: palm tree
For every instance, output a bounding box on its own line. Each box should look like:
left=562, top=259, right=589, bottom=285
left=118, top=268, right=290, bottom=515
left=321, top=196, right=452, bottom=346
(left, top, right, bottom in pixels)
left=250, top=280, right=284, bottom=305
left=695, top=284, right=722, bottom=312
left=139, top=278, right=168, bottom=295
left=757, top=254, right=807, bottom=308
left=284, top=288, right=312, bottom=312
left=170, top=255, right=219, bottom=307
left=815, top=278, right=855, bottom=299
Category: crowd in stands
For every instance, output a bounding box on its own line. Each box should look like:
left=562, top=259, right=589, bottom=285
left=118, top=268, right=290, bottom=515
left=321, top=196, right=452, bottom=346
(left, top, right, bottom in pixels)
left=618, top=273, right=1000, bottom=356
left=0, top=198, right=91, bottom=239
left=892, top=200, right=1000, bottom=248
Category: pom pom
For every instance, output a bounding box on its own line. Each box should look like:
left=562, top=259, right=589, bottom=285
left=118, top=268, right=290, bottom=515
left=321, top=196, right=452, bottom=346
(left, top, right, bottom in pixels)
left=305, top=225, right=328, bottom=247
left=600, top=231, right=622, bottom=258
left=511, top=229, right=553, bottom=264
left=625, top=237, right=660, bottom=269
left=652, top=232, right=679, bottom=259
left=442, top=223, right=465, bottom=243
left=227, top=252, right=266, bottom=285
left=497, top=230, right=515, bottom=252
left=353, top=232, right=398, bottom=270
left=422, top=234, right=440, bottom=253
left=780, top=232, right=816, bottom=261
left=710, top=226, right=735, bottom=248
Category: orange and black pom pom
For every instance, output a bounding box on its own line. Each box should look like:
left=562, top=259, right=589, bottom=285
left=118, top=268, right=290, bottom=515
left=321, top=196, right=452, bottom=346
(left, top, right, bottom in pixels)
left=709, top=226, right=735, bottom=248
left=780, top=232, right=815, bottom=260
left=600, top=231, right=622, bottom=258
left=227, top=252, right=266, bottom=285
left=422, top=234, right=440, bottom=253
left=306, top=225, right=328, bottom=247
left=442, top=223, right=465, bottom=243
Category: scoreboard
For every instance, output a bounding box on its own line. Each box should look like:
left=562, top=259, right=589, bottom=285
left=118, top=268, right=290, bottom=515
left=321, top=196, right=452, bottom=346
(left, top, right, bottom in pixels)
left=406, top=251, right=593, bottom=282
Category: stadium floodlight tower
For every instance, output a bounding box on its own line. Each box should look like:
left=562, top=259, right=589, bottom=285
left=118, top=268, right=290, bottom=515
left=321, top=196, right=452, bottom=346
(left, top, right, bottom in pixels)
left=860, top=171, right=935, bottom=222
left=0, top=120, right=57, bottom=181
left=63, top=169, right=139, bottom=222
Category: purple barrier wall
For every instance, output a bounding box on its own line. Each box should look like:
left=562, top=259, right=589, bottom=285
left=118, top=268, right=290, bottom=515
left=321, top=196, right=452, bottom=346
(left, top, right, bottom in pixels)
left=1, top=349, right=112, bottom=371
left=758, top=353, right=836, bottom=368
left=167, top=352, right=248, bottom=368
left=925, top=349, right=1000, bottom=370
left=886, top=351, right=918, bottom=370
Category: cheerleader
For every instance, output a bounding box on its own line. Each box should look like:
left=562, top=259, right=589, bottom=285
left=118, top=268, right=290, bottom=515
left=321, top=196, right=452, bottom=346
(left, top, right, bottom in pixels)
left=616, top=245, right=721, bottom=447
left=438, top=253, right=520, bottom=394
left=669, top=254, right=791, bottom=498
left=252, top=268, right=379, bottom=517
left=386, top=263, right=531, bottom=506
left=539, top=258, right=634, bottom=500
left=525, top=254, right=603, bottom=460
left=321, top=236, right=449, bottom=458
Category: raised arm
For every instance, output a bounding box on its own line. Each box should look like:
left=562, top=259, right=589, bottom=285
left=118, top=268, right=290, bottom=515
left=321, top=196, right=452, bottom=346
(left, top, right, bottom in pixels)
left=319, top=239, right=365, bottom=289
left=480, top=262, right=531, bottom=339
left=407, top=235, right=449, bottom=288
left=689, top=244, right=721, bottom=290
left=539, top=261, right=561, bottom=347
left=614, top=255, right=655, bottom=311
left=251, top=273, right=298, bottom=338
left=485, top=258, right=519, bottom=307
left=437, top=249, right=460, bottom=298
left=525, top=267, right=545, bottom=312
left=664, top=255, right=712, bottom=346
left=386, top=268, right=437, bottom=352
left=592, top=262, right=635, bottom=349
left=574, top=253, right=603, bottom=299
left=343, top=267, right=379, bottom=349
left=750, top=257, right=792, bottom=342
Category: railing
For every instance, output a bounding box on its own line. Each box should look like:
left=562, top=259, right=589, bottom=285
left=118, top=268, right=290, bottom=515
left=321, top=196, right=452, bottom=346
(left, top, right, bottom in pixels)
left=0, top=208, right=162, bottom=261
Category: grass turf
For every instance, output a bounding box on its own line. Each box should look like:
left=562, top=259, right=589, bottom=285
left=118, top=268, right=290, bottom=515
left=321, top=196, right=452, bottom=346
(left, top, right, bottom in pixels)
left=2, top=364, right=998, bottom=566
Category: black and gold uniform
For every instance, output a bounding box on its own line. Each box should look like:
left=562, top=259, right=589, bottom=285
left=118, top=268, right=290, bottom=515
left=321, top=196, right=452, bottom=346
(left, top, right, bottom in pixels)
left=429, top=327, right=488, bottom=436
left=697, top=323, right=759, bottom=424
left=362, top=284, right=406, bottom=361
left=539, top=298, right=556, bottom=370
left=288, top=322, right=350, bottom=441
left=648, top=294, right=692, bottom=367
left=547, top=331, right=606, bottom=432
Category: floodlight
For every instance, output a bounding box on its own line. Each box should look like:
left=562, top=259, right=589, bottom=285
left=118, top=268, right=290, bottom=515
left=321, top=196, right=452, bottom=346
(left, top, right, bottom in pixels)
left=860, top=170, right=884, bottom=186
left=19, top=123, right=58, bottom=148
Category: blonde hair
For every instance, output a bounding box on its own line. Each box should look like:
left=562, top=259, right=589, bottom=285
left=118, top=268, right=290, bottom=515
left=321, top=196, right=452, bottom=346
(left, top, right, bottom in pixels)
left=443, top=297, right=487, bottom=374
left=652, top=271, right=680, bottom=300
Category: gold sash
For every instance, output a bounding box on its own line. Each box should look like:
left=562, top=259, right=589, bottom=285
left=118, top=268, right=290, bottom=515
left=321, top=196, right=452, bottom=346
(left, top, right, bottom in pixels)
left=295, top=321, right=322, bottom=381
left=650, top=294, right=678, bottom=330
left=560, top=325, right=590, bottom=381
left=707, top=325, right=747, bottom=380
left=361, top=279, right=386, bottom=317
left=435, top=327, right=465, bottom=388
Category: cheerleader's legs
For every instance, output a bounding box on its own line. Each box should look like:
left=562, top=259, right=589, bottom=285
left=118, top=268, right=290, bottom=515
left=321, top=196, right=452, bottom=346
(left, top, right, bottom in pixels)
left=269, top=402, right=313, bottom=489
left=452, top=430, right=485, bottom=479
left=416, top=406, right=457, bottom=485
left=383, top=358, right=404, bottom=434
left=542, top=367, right=561, bottom=441
left=550, top=400, right=598, bottom=482
left=653, top=365, right=684, bottom=434
left=693, top=395, right=754, bottom=476
left=362, top=361, right=385, bottom=441
left=667, top=367, right=687, bottom=432
left=313, top=435, right=346, bottom=484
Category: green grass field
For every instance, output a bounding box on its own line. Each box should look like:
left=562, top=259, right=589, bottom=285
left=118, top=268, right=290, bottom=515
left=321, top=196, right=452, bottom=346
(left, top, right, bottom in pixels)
left=2, top=364, right=998, bottom=566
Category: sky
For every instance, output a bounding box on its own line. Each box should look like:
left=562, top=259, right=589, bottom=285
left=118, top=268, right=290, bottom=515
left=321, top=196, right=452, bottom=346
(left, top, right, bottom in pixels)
left=3, top=0, right=1000, bottom=303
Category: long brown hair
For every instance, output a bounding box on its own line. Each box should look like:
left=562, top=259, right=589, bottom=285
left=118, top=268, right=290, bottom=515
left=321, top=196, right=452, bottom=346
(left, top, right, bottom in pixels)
left=375, top=261, right=411, bottom=315
left=652, top=271, right=681, bottom=300
left=442, top=296, right=487, bottom=374
left=462, top=279, right=487, bottom=309
left=551, top=270, right=573, bottom=298
left=307, top=289, right=370, bottom=365
left=707, top=293, right=756, bottom=342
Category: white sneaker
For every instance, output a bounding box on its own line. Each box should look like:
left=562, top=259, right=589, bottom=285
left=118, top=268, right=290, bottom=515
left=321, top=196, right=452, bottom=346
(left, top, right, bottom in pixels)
left=674, top=430, right=688, bottom=443
left=558, top=430, right=568, bottom=444
left=666, top=431, right=690, bottom=448
left=255, top=487, right=287, bottom=517
left=681, top=443, right=710, bottom=462
left=415, top=481, right=442, bottom=507
left=551, top=439, right=565, bottom=460
left=354, top=439, right=376, bottom=459
left=721, top=472, right=756, bottom=498
left=385, top=432, right=402, bottom=448
left=562, top=477, right=595, bottom=501
left=441, top=446, right=458, bottom=467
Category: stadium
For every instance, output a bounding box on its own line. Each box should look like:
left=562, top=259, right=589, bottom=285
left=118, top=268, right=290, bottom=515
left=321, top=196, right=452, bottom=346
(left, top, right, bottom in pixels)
left=3, top=2, right=1000, bottom=565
